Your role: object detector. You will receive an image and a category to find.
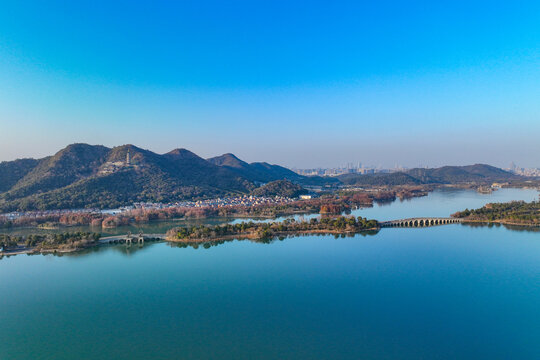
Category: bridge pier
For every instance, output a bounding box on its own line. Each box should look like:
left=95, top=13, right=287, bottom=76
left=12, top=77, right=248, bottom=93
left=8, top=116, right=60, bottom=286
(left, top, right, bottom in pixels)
left=138, top=232, right=144, bottom=244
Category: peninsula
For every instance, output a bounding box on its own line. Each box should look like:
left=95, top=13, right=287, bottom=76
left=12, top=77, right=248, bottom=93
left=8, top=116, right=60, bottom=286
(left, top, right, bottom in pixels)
left=453, top=200, right=540, bottom=227
left=0, top=232, right=101, bottom=256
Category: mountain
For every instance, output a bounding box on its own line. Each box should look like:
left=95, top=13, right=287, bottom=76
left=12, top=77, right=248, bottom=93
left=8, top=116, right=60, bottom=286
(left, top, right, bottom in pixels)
left=0, top=144, right=259, bottom=211
left=206, top=153, right=249, bottom=169
left=0, top=158, right=41, bottom=193
left=0, top=144, right=325, bottom=212
left=207, top=153, right=335, bottom=186
left=207, top=153, right=303, bottom=183
left=338, top=164, right=517, bottom=186
left=251, top=180, right=307, bottom=198
left=405, top=164, right=515, bottom=183
left=4, top=144, right=110, bottom=200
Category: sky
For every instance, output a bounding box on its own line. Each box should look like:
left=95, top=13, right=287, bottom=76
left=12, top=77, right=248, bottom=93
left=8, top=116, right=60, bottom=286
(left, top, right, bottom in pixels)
left=0, top=0, right=539, bottom=168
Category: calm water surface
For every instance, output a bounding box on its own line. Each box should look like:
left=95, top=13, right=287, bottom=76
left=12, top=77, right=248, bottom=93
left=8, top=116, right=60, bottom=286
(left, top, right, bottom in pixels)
left=1, top=188, right=539, bottom=359
left=352, top=187, right=539, bottom=220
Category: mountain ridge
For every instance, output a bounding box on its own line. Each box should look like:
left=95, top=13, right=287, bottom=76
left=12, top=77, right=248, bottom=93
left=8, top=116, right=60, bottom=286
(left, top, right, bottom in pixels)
left=0, top=144, right=310, bottom=211
left=338, top=164, right=518, bottom=186
left=207, top=153, right=303, bottom=183
left=0, top=144, right=522, bottom=212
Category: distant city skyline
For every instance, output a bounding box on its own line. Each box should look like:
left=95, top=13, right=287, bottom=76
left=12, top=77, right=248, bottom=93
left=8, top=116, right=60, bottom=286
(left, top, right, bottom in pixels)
left=1, top=1, right=539, bottom=168
left=1, top=141, right=536, bottom=172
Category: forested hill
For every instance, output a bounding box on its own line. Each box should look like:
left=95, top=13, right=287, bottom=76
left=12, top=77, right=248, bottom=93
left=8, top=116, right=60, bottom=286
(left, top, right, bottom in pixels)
left=0, top=144, right=317, bottom=212
left=405, top=164, right=515, bottom=183
left=339, top=164, right=518, bottom=186
left=207, top=153, right=303, bottom=183
left=250, top=180, right=307, bottom=198
left=207, top=153, right=337, bottom=186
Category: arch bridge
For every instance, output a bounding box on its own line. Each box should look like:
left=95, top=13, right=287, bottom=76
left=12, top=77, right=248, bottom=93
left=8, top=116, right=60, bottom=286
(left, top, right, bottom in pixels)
left=381, top=217, right=462, bottom=228
left=99, top=232, right=166, bottom=245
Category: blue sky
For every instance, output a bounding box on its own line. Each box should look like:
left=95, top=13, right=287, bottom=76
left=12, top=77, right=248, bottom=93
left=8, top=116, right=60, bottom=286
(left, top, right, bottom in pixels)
left=0, top=0, right=539, bottom=168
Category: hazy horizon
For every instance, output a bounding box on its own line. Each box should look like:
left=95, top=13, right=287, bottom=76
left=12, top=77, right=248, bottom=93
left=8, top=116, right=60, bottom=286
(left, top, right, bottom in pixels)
left=1, top=1, right=539, bottom=168
left=0, top=141, right=530, bottom=171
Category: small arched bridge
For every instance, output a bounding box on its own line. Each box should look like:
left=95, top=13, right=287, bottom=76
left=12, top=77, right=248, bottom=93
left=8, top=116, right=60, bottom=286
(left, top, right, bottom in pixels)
left=381, top=217, right=462, bottom=228
left=99, top=232, right=166, bottom=245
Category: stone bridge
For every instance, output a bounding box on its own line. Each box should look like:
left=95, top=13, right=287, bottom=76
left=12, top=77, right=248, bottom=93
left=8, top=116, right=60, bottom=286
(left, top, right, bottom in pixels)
left=99, top=232, right=166, bottom=245
left=381, top=217, right=462, bottom=228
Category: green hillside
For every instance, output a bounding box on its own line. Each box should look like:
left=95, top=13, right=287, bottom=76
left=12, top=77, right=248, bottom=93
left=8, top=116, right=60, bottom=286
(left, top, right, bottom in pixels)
left=338, top=164, right=517, bottom=186
left=0, top=144, right=308, bottom=211
left=208, top=153, right=335, bottom=186
left=251, top=180, right=307, bottom=198
left=0, top=158, right=40, bottom=192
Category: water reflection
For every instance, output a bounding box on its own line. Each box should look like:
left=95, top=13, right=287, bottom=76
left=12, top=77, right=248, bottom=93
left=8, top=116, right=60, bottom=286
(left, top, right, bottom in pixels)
left=461, top=221, right=540, bottom=233
left=7, top=228, right=383, bottom=258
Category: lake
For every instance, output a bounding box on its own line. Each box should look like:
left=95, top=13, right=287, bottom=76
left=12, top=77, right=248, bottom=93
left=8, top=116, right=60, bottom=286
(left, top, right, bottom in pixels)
left=1, top=188, right=539, bottom=359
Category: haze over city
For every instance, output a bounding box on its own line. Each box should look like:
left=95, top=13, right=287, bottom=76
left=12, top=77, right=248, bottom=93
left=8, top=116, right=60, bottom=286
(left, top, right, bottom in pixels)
left=1, top=1, right=539, bottom=168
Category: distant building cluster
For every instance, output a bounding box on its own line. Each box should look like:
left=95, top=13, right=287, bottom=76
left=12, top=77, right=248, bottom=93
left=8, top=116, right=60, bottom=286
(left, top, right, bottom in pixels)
left=293, top=163, right=403, bottom=177
left=508, top=162, right=540, bottom=177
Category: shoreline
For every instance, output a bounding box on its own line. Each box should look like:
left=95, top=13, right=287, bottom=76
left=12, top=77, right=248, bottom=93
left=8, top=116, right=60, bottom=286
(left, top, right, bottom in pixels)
left=5, top=183, right=535, bottom=232
left=0, top=186, right=443, bottom=231
left=3, top=219, right=538, bottom=258
left=1, top=246, right=90, bottom=257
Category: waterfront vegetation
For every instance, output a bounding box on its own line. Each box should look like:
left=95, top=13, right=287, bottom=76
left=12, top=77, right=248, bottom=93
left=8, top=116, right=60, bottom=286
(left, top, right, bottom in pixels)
left=2, top=189, right=538, bottom=256
left=166, top=216, right=379, bottom=243
left=0, top=232, right=101, bottom=253
left=453, top=200, right=540, bottom=226
left=0, top=185, right=452, bottom=231
left=0, top=191, right=377, bottom=229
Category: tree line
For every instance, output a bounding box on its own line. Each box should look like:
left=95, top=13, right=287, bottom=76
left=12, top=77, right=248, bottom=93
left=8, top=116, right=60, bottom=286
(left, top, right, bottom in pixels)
left=167, top=216, right=379, bottom=243
left=453, top=200, right=540, bottom=225
left=0, top=232, right=101, bottom=251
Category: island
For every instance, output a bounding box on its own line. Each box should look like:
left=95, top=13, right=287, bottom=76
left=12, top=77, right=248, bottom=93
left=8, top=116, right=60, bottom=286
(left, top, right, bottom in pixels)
left=165, top=216, right=379, bottom=244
